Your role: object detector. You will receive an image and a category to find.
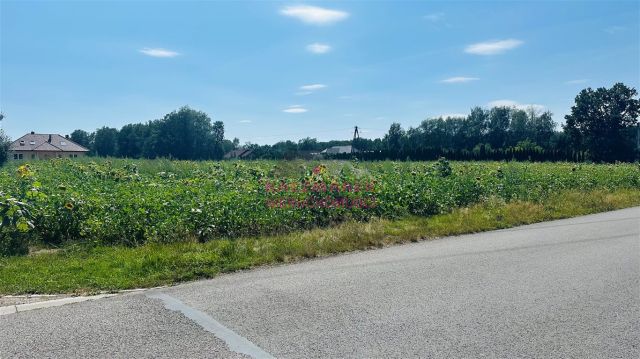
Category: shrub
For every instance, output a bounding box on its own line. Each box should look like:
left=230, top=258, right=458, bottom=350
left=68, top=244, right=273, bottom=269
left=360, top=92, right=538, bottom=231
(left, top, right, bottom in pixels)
left=0, top=195, right=33, bottom=256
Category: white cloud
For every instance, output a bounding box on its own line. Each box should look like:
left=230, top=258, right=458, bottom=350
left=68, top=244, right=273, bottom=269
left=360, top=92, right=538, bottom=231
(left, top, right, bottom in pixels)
left=306, top=43, right=332, bottom=54
left=283, top=105, right=308, bottom=113
left=565, top=79, right=589, bottom=85
left=238, top=120, right=252, bottom=123
left=424, top=12, right=444, bottom=22
left=296, top=84, right=327, bottom=96
left=283, top=108, right=308, bottom=113
left=488, top=99, right=545, bottom=112
left=439, top=113, right=468, bottom=119
left=300, top=84, right=327, bottom=91
left=488, top=100, right=519, bottom=107
left=280, top=5, right=349, bottom=25
left=465, top=39, right=523, bottom=55
left=440, top=76, right=479, bottom=83
left=139, top=47, right=180, bottom=58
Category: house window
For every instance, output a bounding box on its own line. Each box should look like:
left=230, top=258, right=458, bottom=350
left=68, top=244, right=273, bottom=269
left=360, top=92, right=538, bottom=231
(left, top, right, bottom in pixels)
left=18, top=154, right=23, bottom=159
left=30, top=141, right=35, bottom=145
left=57, top=154, right=62, bottom=158
left=31, top=154, right=36, bottom=159
left=74, top=154, right=78, bottom=158
left=69, top=154, right=73, bottom=158
left=19, top=141, right=25, bottom=146
left=13, top=154, right=18, bottom=160
left=60, top=141, right=67, bottom=146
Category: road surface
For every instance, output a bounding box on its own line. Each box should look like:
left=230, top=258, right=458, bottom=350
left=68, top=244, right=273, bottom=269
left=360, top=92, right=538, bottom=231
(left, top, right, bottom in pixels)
left=2, top=207, right=639, bottom=358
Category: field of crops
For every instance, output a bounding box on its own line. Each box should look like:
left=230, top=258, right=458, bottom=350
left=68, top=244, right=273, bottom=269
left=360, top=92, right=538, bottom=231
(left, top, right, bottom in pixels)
left=1, top=158, right=639, bottom=256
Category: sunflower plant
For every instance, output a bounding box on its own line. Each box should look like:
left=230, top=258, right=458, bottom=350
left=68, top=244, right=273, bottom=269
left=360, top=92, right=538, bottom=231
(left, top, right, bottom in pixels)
left=0, top=193, right=34, bottom=256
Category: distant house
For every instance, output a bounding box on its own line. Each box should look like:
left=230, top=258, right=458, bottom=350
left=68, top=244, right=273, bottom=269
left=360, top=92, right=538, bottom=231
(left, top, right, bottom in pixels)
left=224, top=148, right=253, bottom=159
left=8, top=132, right=90, bottom=161
left=320, top=145, right=357, bottom=155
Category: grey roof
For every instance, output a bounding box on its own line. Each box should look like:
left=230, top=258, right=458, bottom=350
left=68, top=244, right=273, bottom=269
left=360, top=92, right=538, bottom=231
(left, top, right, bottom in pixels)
left=224, top=148, right=253, bottom=159
left=321, top=145, right=355, bottom=154
left=9, top=133, right=89, bottom=152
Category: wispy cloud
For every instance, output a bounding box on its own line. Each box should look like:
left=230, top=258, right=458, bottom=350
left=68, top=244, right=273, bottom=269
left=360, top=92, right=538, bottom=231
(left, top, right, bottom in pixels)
left=296, top=84, right=327, bottom=96
left=465, top=39, right=523, bottom=55
left=440, top=76, right=479, bottom=84
left=280, top=5, right=349, bottom=25
left=299, top=84, right=327, bottom=91
left=565, top=79, right=589, bottom=85
left=139, top=47, right=180, bottom=58
left=238, top=120, right=252, bottom=123
left=306, top=43, right=332, bottom=54
left=283, top=105, right=308, bottom=113
left=488, top=100, right=545, bottom=112
left=424, top=12, right=444, bottom=22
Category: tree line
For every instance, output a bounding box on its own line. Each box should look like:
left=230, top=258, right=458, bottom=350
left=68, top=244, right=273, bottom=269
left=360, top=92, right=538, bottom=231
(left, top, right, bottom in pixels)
left=1, top=82, right=638, bottom=165
left=68, top=107, right=234, bottom=160
left=248, top=83, right=640, bottom=162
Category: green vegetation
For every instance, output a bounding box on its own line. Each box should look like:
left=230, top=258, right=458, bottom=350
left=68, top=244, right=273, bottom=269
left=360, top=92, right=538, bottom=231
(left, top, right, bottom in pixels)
left=1, top=187, right=638, bottom=294
left=564, top=83, right=640, bottom=162
left=69, top=106, right=229, bottom=159
left=57, top=83, right=639, bottom=162
left=0, top=113, right=10, bottom=167
left=2, top=158, right=639, bottom=253
left=1, top=158, right=639, bottom=293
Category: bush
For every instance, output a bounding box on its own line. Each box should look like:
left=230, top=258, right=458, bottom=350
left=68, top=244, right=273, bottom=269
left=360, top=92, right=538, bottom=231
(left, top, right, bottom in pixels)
left=0, top=195, right=33, bottom=256
left=0, top=129, right=10, bottom=167
left=0, top=231, right=29, bottom=256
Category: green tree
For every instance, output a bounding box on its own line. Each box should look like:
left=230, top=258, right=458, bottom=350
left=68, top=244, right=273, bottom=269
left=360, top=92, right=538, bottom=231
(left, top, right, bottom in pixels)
left=211, top=120, right=225, bottom=159
left=70, top=129, right=93, bottom=151
left=508, top=109, right=529, bottom=146
left=0, top=113, right=9, bottom=165
left=529, top=110, right=556, bottom=148
left=487, top=107, right=511, bottom=148
left=117, top=123, right=149, bottom=158
left=0, top=130, right=9, bottom=166
left=93, top=127, right=119, bottom=157
left=385, top=123, right=405, bottom=156
left=564, top=83, right=640, bottom=161
left=147, top=106, right=222, bottom=160
left=463, top=107, right=488, bottom=149
left=298, top=137, right=318, bottom=151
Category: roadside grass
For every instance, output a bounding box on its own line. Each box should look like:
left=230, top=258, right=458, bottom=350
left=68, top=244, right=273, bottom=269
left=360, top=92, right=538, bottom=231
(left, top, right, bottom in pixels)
left=1, top=188, right=639, bottom=295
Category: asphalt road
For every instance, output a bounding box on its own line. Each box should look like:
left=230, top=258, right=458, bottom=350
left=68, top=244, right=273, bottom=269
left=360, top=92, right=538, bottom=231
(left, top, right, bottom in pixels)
left=2, top=207, right=639, bottom=358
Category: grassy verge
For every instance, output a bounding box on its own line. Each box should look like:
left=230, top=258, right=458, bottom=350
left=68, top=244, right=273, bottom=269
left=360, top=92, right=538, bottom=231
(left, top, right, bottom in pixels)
left=1, top=188, right=639, bottom=295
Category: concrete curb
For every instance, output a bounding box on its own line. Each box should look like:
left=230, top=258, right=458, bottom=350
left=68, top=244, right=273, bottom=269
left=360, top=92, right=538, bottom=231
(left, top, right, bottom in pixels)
left=0, top=294, right=116, bottom=316
left=0, top=305, right=17, bottom=315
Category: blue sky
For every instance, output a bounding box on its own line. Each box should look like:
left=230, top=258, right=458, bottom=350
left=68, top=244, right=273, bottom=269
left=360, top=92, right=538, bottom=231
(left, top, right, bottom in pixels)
left=1, top=1, right=638, bottom=144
